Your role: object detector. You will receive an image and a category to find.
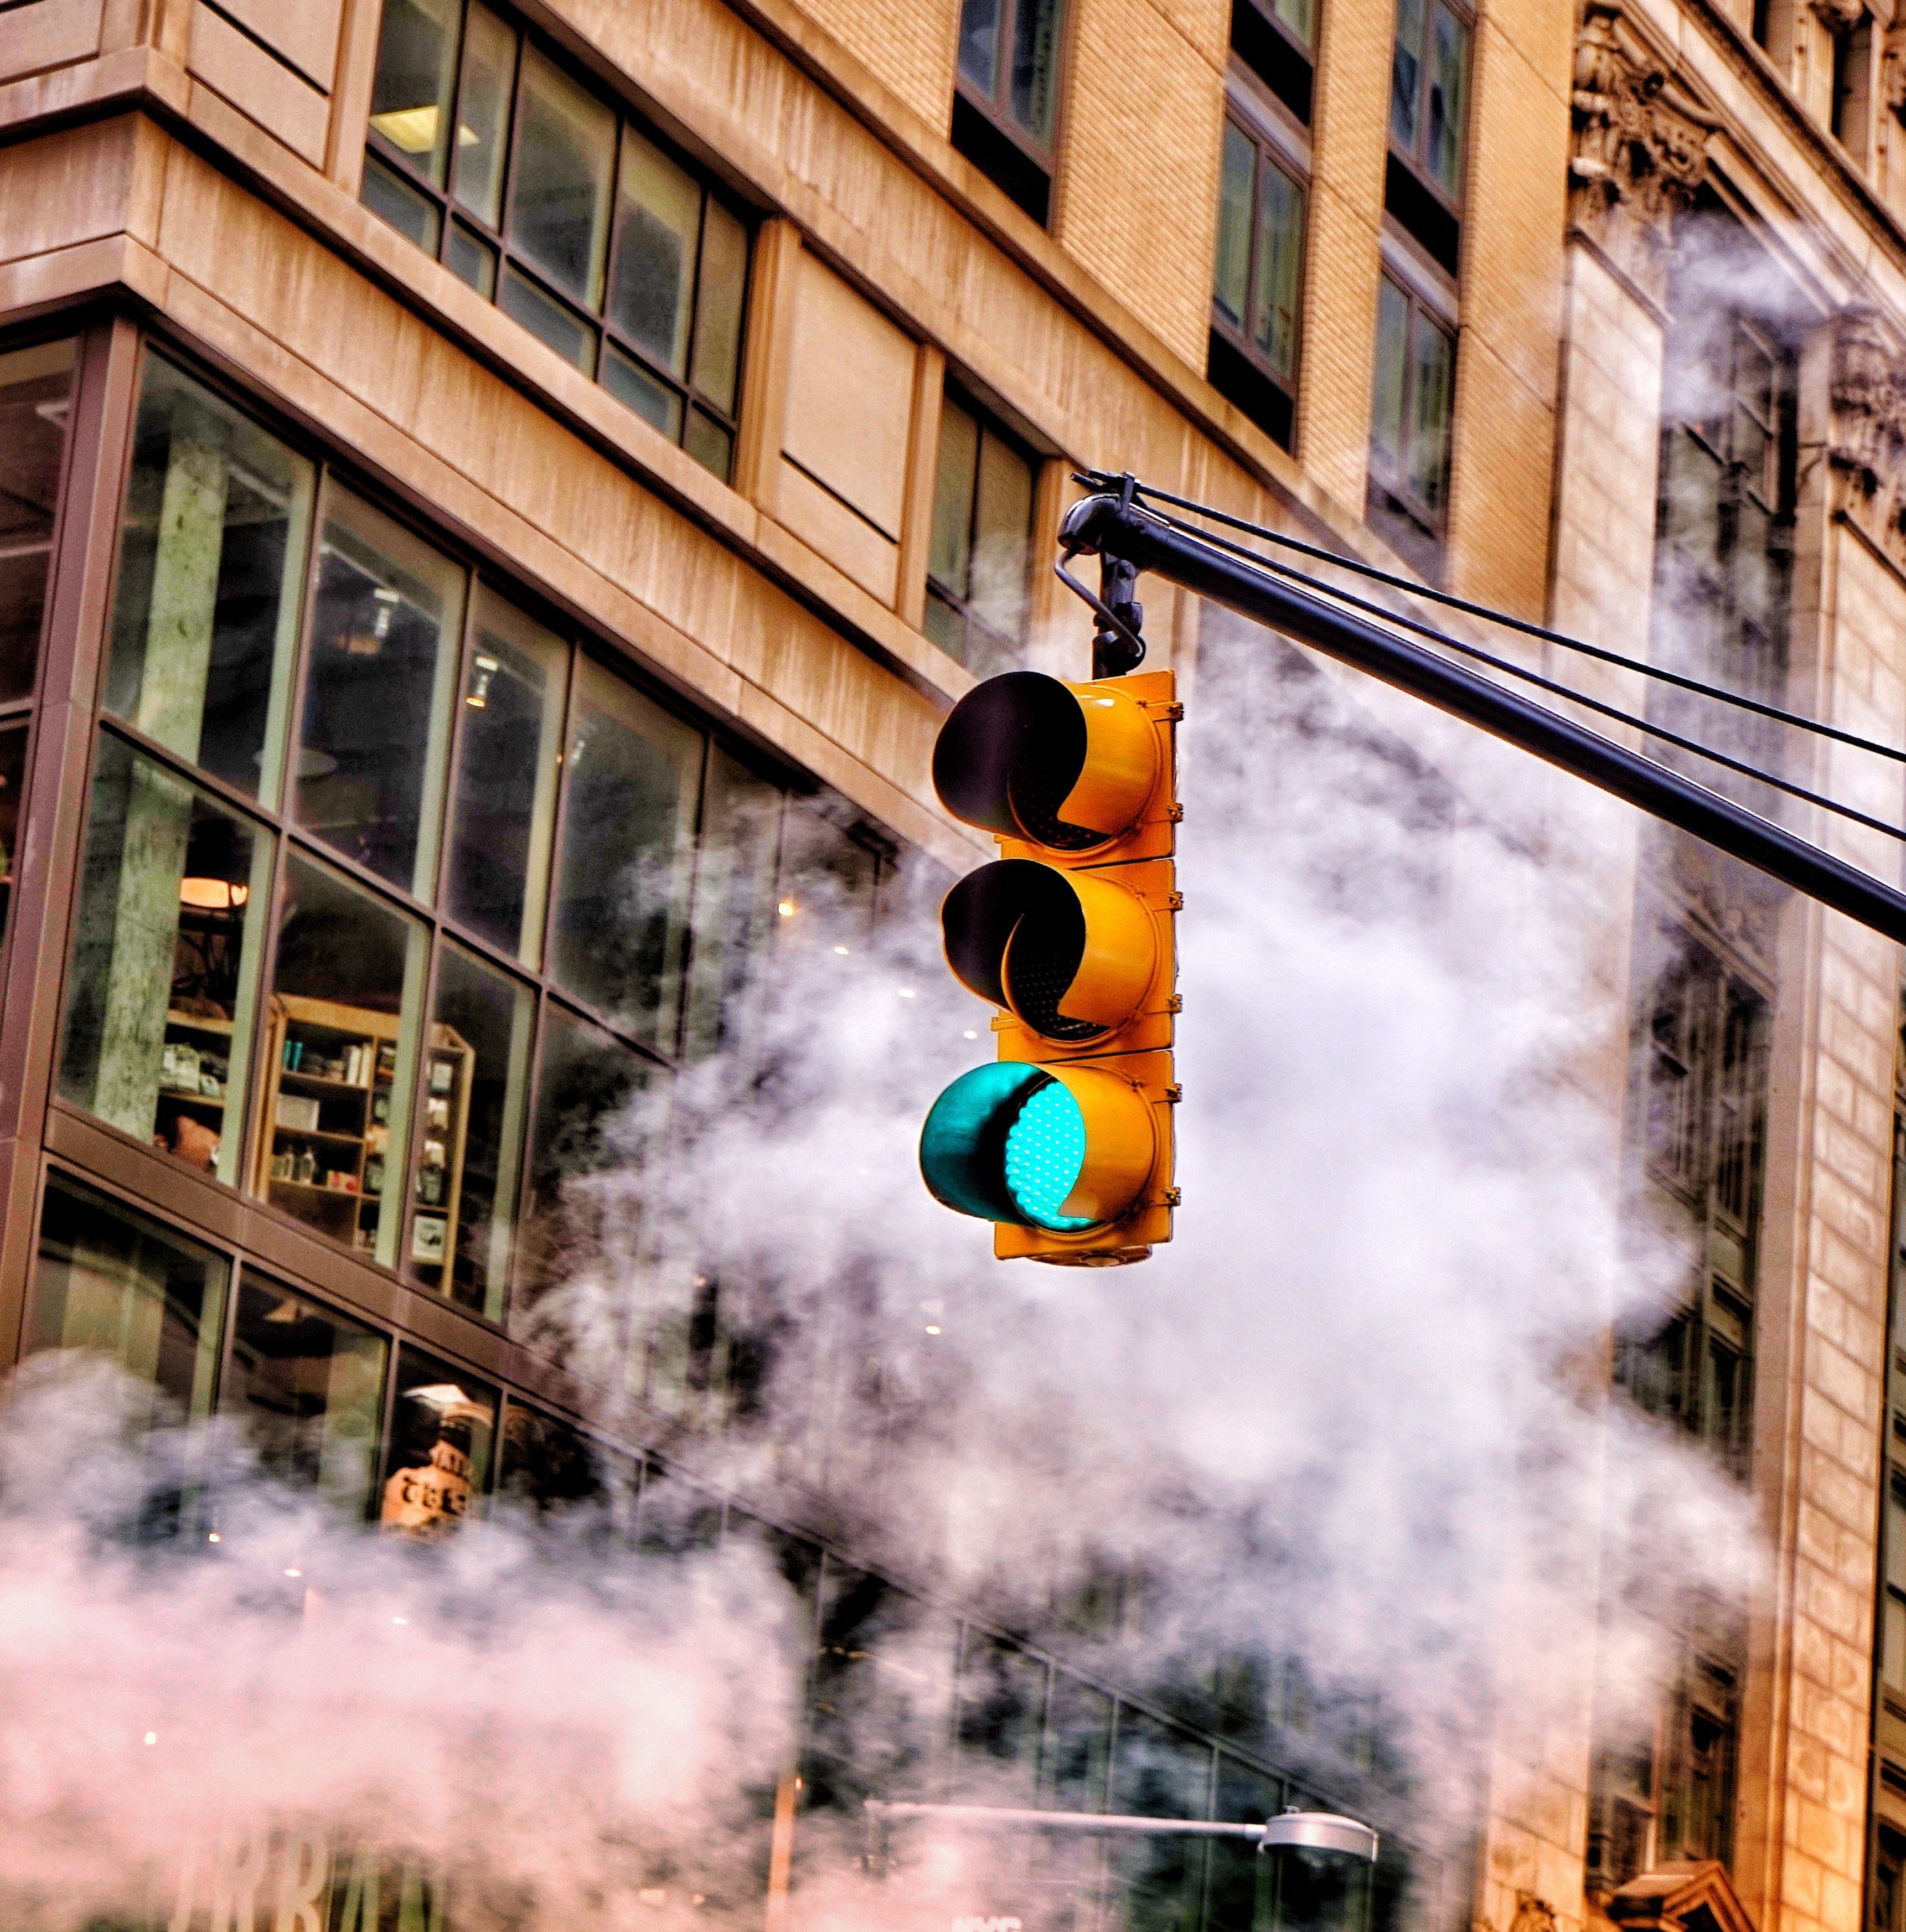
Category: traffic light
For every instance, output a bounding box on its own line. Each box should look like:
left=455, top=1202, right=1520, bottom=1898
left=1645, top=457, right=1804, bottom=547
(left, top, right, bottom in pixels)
left=920, top=669, right=1179, bottom=1265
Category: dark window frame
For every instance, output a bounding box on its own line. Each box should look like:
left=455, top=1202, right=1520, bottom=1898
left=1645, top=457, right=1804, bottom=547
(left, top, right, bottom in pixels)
left=1230, top=0, right=1316, bottom=126
left=1365, top=267, right=1456, bottom=577
left=1208, top=106, right=1308, bottom=452
left=362, top=1, right=751, bottom=479
left=952, top=0, right=1071, bottom=227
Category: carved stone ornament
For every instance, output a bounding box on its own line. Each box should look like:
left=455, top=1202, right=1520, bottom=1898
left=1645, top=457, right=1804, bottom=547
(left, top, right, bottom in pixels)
left=1811, top=0, right=1867, bottom=32
left=1885, top=19, right=1906, bottom=121
left=1570, top=3, right=1719, bottom=304
left=1826, top=304, right=1906, bottom=561
left=1507, top=1897, right=1558, bottom=1932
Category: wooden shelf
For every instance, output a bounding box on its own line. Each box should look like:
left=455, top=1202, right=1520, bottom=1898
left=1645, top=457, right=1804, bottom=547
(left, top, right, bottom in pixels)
left=271, top=1125, right=363, bottom=1148
left=278, top=1070, right=372, bottom=1096
left=165, top=1010, right=235, bottom=1036
left=162, top=1089, right=226, bottom=1112
left=268, top=1177, right=361, bottom=1203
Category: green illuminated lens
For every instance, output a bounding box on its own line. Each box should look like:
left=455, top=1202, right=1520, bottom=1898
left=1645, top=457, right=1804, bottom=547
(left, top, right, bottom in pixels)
left=1004, top=1079, right=1093, bottom=1231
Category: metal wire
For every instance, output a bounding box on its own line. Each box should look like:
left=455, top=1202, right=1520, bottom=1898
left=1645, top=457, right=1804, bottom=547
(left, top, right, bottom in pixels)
left=1076, top=469, right=1906, bottom=771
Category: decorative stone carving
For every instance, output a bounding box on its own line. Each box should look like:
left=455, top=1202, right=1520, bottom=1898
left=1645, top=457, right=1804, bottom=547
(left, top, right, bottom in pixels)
left=1571, top=3, right=1719, bottom=306
left=1507, top=1896, right=1557, bottom=1932
left=1826, top=304, right=1906, bottom=561
left=1811, top=0, right=1867, bottom=33
left=1884, top=19, right=1906, bottom=120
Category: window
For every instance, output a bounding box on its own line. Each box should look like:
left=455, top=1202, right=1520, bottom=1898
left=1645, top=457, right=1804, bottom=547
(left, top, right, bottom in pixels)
left=28, top=1174, right=229, bottom=1420
left=1387, top=0, right=1470, bottom=273
left=58, top=345, right=884, bottom=1329
left=1231, top=0, right=1315, bottom=125
left=923, top=391, right=1037, bottom=676
left=363, top=0, right=750, bottom=481
left=222, top=1275, right=389, bottom=1518
left=1367, top=273, right=1455, bottom=577
left=379, top=1342, right=497, bottom=1537
left=0, top=722, right=29, bottom=964
left=1210, top=114, right=1306, bottom=450
left=953, top=0, right=1066, bottom=225
left=1832, top=13, right=1873, bottom=158
left=0, top=339, right=76, bottom=706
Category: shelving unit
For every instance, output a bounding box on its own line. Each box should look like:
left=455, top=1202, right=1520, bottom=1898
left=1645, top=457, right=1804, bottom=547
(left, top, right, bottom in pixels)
left=157, top=1009, right=236, bottom=1170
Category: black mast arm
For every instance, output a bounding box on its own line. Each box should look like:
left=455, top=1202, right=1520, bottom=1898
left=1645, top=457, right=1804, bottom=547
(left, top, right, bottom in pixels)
left=1060, top=490, right=1906, bottom=948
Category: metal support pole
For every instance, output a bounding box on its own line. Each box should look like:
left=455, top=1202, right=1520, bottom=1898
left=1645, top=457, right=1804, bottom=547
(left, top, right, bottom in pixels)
left=1059, top=493, right=1906, bottom=949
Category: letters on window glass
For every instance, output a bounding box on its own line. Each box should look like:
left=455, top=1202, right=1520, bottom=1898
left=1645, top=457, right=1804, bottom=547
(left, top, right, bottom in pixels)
left=58, top=733, right=273, bottom=1189
left=411, top=943, right=535, bottom=1320
left=296, top=488, right=463, bottom=901
left=257, top=855, right=428, bottom=1269
left=105, top=355, right=314, bottom=803
left=443, top=588, right=566, bottom=964
left=550, top=655, right=703, bottom=1044
left=0, top=338, right=75, bottom=705
left=29, top=1175, right=229, bottom=1420
left=380, top=1343, right=497, bottom=1537
left=223, top=1275, right=389, bottom=1518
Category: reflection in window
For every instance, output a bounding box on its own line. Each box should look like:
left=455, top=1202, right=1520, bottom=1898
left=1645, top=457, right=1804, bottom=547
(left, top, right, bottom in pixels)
left=411, top=944, right=534, bottom=1319
left=551, top=657, right=702, bottom=1043
left=520, top=1004, right=652, bottom=1295
left=296, top=488, right=463, bottom=900
left=683, top=748, right=785, bottom=1065
left=59, top=733, right=272, bottom=1187
left=1210, top=118, right=1306, bottom=451
left=498, top=1398, right=618, bottom=1516
left=257, top=855, right=427, bottom=1267
left=1210, top=1758, right=1282, bottom=1932
left=362, top=0, right=750, bottom=478
left=0, top=338, right=75, bottom=705
left=29, top=1174, right=228, bottom=1419
left=953, top=1632, right=1048, bottom=1801
left=925, top=393, right=1037, bottom=676
left=0, top=722, right=27, bottom=955
left=954, top=0, right=1066, bottom=225
left=105, top=354, right=314, bottom=801
left=380, top=1343, right=497, bottom=1537
left=1112, top=1711, right=1215, bottom=1932
left=443, top=588, right=566, bottom=963
left=224, top=1276, right=389, bottom=1517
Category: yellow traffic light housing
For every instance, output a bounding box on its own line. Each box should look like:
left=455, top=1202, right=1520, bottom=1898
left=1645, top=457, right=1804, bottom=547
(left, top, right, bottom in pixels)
left=920, top=669, right=1180, bottom=1265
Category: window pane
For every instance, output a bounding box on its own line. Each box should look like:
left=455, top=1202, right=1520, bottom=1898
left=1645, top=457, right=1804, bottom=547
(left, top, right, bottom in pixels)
left=499, top=265, right=598, bottom=372
left=602, top=347, right=684, bottom=437
left=959, top=0, right=1002, bottom=97
left=1426, top=2, right=1470, bottom=198
left=923, top=588, right=965, bottom=660
left=1407, top=307, right=1456, bottom=515
left=1888, top=1594, right=1906, bottom=1693
left=1274, top=0, right=1314, bottom=42
left=550, top=657, right=703, bottom=1045
left=1390, top=0, right=1426, bottom=153
left=954, top=1632, right=1047, bottom=1801
left=1371, top=277, right=1411, bottom=471
left=608, top=128, right=701, bottom=379
left=411, top=944, right=534, bottom=1322
left=380, top=1342, right=497, bottom=1538
left=0, top=339, right=74, bottom=704
left=224, top=1277, right=389, bottom=1518
left=368, top=0, right=461, bottom=187
left=1112, top=1712, right=1213, bottom=1932
left=773, top=799, right=880, bottom=965
left=447, top=223, right=498, bottom=296
left=30, top=1174, right=228, bottom=1420
left=296, top=487, right=463, bottom=900
left=1046, top=1672, right=1112, bottom=1810
left=683, top=410, right=734, bottom=482
left=257, top=855, right=428, bottom=1269
left=59, top=734, right=272, bottom=1190
left=1253, top=164, right=1305, bottom=380
left=508, top=46, right=616, bottom=311
left=499, top=1399, right=620, bottom=1515
left=970, top=428, right=1034, bottom=646
left=684, top=748, right=784, bottom=1065
left=691, top=200, right=748, bottom=417
left=1010, top=0, right=1063, bottom=147
left=929, top=396, right=980, bottom=600
left=106, top=355, right=314, bottom=804
left=450, top=3, right=516, bottom=228
left=1214, top=125, right=1254, bottom=332
left=445, top=588, right=566, bottom=962
left=0, top=722, right=27, bottom=953
left=361, top=151, right=443, bottom=251
left=520, top=1004, right=655, bottom=1292
left=1210, top=1759, right=1281, bottom=1932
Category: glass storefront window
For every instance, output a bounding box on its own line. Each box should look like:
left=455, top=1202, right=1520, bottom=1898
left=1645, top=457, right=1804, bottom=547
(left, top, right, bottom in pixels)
left=443, top=588, right=566, bottom=963
left=411, top=943, right=534, bottom=1318
left=683, top=747, right=784, bottom=1064
left=58, top=733, right=273, bottom=1186
left=223, top=1275, right=389, bottom=1517
left=105, top=355, right=313, bottom=803
left=497, top=1398, right=617, bottom=1515
left=29, top=1175, right=228, bottom=1419
left=296, top=488, right=463, bottom=901
left=0, top=338, right=76, bottom=704
left=257, top=855, right=427, bottom=1267
left=380, top=1343, right=496, bottom=1537
left=550, top=655, right=702, bottom=1044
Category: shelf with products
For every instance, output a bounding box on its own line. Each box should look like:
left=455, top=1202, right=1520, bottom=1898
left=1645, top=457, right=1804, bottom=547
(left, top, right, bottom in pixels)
left=156, top=1009, right=237, bottom=1171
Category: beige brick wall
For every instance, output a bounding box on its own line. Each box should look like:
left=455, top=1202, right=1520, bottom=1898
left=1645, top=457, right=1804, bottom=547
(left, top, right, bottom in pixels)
left=785, top=0, right=960, bottom=132
left=1049, top=0, right=1227, bottom=374
left=1445, top=0, right=1570, bottom=621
